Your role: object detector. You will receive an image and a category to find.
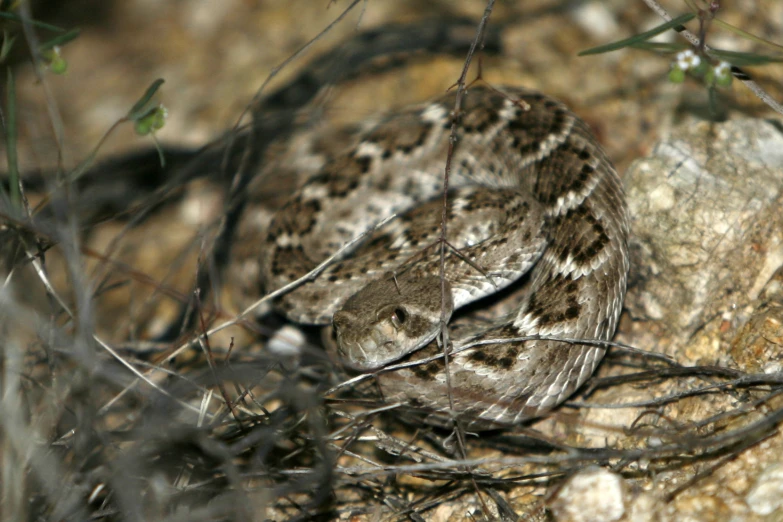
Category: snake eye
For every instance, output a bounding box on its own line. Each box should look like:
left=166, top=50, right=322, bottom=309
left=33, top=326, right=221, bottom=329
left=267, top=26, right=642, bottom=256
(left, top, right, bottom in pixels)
left=390, top=307, right=407, bottom=329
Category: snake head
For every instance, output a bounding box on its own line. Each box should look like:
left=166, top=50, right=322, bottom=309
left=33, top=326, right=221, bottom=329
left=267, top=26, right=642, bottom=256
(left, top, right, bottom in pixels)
left=332, top=274, right=453, bottom=371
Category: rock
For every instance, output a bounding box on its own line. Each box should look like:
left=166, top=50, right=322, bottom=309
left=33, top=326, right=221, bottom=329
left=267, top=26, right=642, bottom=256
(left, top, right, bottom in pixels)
left=625, top=118, right=783, bottom=349
left=549, top=467, right=627, bottom=522
left=746, top=462, right=783, bottom=516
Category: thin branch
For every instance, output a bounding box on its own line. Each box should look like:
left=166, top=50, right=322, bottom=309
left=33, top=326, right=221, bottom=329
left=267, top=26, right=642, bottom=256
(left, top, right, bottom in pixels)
left=437, top=0, right=496, bottom=453
left=94, top=336, right=205, bottom=416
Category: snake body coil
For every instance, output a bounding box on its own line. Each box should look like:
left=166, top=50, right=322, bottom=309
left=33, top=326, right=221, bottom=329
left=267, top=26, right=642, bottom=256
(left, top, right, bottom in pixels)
left=260, top=86, right=629, bottom=428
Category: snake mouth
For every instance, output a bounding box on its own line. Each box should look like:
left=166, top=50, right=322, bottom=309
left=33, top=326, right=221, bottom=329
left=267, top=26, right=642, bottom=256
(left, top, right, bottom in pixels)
left=336, top=335, right=412, bottom=371
left=338, top=345, right=383, bottom=372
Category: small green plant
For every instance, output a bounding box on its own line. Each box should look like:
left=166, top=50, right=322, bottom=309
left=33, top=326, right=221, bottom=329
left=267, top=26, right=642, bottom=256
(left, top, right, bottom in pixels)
left=579, top=1, right=783, bottom=115
left=133, top=104, right=168, bottom=136
left=1, top=5, right=167, bottom=196
left=668, top=49, right=732, bottom=87
left=67, top=78, right=169, bottom=183
left=37, top=28, right=79, bottom=74
left=0, top=7, right=79, bottom=209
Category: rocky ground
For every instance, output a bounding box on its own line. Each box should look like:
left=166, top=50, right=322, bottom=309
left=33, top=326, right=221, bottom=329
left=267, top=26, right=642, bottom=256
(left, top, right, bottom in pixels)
left=4, top=1, right=783, bottom=520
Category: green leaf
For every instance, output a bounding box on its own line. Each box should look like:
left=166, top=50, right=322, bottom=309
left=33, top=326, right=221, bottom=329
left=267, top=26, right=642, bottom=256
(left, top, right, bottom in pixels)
left=712, top=18, right=783, bottom=53
left=708, top=49, right=783, bottom=67
left=0, top=11, right=66, bottom=32
left=628, top=41, right=688, bottom=54
left=37, top=28, right=80, bottom=52
left=127, top=79, right=165, bottom=120
left=579, top=13, right=696, bottom=56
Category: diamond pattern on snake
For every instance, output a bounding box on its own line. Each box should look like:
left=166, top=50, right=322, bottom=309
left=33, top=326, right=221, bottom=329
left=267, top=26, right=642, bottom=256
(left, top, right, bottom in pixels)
left=255, top=85, right=629, bottom=429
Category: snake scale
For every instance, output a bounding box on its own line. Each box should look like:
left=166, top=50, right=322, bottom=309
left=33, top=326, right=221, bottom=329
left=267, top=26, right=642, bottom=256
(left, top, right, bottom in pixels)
left=258, top=86, right=629, bottom=429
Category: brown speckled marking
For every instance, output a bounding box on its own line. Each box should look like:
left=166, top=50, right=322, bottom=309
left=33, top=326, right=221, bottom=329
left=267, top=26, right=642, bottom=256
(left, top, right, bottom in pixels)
left=548, top=204, right=611, bottom=267
left=271, top=244, right=311, bottom=281
left=277, top=196, right=322, bottom=235
left=366, top=111, right=433, bottom=155
left=527, top=273, right=581, bottom=328
left=309, top=155, right=373, bottom=198
left=411, top=361, right=440, bottom=382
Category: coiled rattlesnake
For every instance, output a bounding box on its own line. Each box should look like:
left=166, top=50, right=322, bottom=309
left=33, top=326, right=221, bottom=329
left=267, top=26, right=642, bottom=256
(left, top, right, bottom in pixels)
left=259, top=85, right=629, bottom=428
